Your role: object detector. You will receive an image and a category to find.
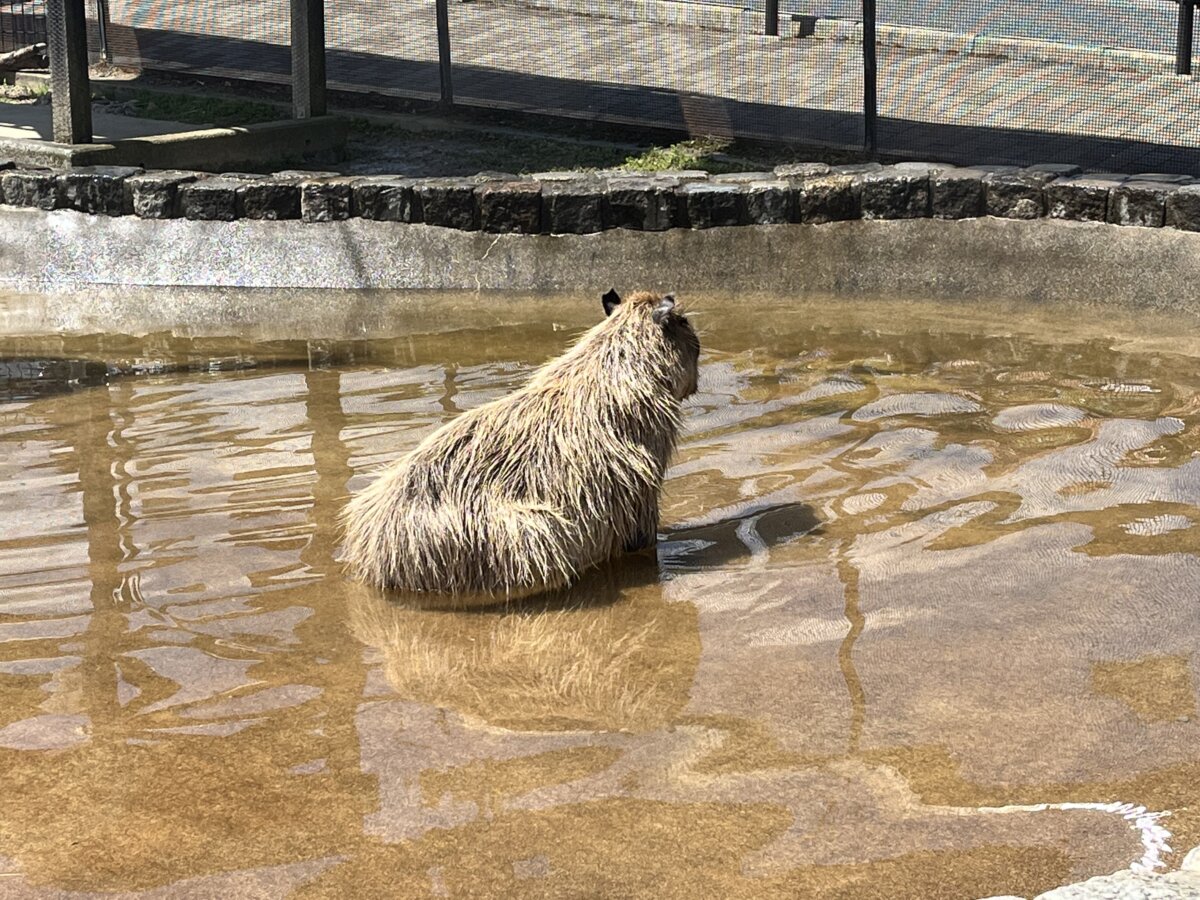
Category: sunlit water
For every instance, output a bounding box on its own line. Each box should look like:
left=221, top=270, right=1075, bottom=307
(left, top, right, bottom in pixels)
left=1, top=296, right=1199, bottom=899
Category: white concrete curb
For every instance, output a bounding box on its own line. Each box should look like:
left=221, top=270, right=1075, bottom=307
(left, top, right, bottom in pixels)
left=480, top=0, right=1183, bottom=76
left=814, top=18, right=1179, bottom=75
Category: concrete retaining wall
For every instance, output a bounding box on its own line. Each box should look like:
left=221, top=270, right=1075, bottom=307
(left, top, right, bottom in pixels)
left=4, top=159, right=1200, bottom=326
left=4, top=201, right=1200, bottom=317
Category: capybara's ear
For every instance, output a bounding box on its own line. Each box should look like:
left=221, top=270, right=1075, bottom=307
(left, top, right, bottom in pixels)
left=602, top=288, right=621, bottom=317
left=651, top=295, right=676, bottom=324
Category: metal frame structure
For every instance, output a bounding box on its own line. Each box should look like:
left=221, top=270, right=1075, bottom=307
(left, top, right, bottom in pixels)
left=40, top=0, right=328, bottom=143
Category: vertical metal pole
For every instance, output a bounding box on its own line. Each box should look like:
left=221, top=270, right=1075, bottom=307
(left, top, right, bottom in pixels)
left=46, top=0, right=92, bottom=144
left=862, top=0, right=877, bottom=156
left=765, top=0, right=779, bottom=37
left=291, top=0, right=327, bottom=118
left=436, top=0, right=453, bottom=109
left=1177, top=0, right=1194, bottom=75
left=95, top=0, right=111, bottom=63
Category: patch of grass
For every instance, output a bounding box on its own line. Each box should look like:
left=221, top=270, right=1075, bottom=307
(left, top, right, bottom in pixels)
left=619, top=137, right=734, bottom=172
left=125, top=90, right=287, bottom=127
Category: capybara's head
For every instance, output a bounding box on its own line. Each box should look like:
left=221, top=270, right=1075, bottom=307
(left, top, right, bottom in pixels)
left=601, top=289, right=700, bottom=400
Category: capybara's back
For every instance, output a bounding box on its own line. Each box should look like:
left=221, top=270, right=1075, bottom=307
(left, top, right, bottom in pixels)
left=340, top=290, right=701, bottom=597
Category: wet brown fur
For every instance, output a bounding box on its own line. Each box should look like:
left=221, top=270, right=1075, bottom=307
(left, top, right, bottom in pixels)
left=340, top=291, right=701, bottom=597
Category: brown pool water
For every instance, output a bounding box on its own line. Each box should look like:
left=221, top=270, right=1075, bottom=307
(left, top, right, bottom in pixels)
left=1, top=296, right=1198, bottom=899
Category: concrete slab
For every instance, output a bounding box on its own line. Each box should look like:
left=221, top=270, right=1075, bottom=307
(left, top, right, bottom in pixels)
left=5, top=210, right=1200, bottom=320
left=0, top=101, right=207, bottom=142
left=0, top=114, right=349, bottom=171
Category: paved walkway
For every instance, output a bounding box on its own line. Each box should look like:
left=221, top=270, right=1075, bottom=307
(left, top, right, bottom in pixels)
left=92, top=0, right=1200, bottom=172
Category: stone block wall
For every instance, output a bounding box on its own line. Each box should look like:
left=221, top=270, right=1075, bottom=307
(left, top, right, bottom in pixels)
left=3, top=159, right=1200, bottom=233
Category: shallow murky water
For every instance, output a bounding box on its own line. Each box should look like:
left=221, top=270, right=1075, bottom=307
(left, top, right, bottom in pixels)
left=1, top=296, right=1199, bottom=899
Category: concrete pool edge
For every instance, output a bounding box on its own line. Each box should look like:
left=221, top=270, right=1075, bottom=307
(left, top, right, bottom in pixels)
left=3, top=209, right=1200, bottom=324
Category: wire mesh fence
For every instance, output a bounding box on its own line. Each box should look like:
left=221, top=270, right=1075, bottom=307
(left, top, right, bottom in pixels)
left=1, top=0, right=46, bottom=53
left=18, top=0, right=1200, bottom=172
left=870, top=0, right=1200, bottom=171
left=95, top=0, right=292, bottom=82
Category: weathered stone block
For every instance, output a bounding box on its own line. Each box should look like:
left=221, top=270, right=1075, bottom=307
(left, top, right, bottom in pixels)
left=773, top=162, right=830, bottom=180
left=531, top=171, right=587, bottom=183
left=859, top=168, right=930, bottom=219
left=238, top=178, right=301, bottom=220
left=743, top=180, right=792, bottom=225
left=470, top=171, right=521, bottom=184
left=301, top=178, right=358, bottom=223
left=414, top=178, right=478, bottom=230
left=275, top=169, right=339, bottom=180
left=712, top=171, right=775, bottom=184
left=681, top=182, right=744, bottom=228
left=604, top=177, right=678, bottom=231
left=833, top=162, right=883, bottom=176
left=0, top=159, right=15, bottom=202
left=181, top=178, right=244, bottom=221
left=794, top=174, right=858, bottom=224
left=930, top=168, right=985, bottom=219
left=542, top=180, right=605, bottom=234
left=654, top=169, right=709, bottom=183
left=353, top=177, right=418, bottom=222
left=58, top=166, right=142, bottom=216
left=477, top=180, right=542, bottom=234
left=0, top=169, right=62, bottom=210
left=893, top=161, right=951, bottom=175
left=1129, top=172, right=1194, bottom=184
left=984, top=172, right=1046, bottom=219
left=1023, top=162, right=1083, bottom=178
left=124, top=171, right=198, bottom=219
left=1166, top=184, right=1200, bottom=231
left=1108, top=181, right=1175, bottom=227
left=1044, top=177, right=1113, bottom=222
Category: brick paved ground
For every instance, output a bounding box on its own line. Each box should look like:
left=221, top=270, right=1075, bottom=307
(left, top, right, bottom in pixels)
left=100, top=0, right=1200, bottom=172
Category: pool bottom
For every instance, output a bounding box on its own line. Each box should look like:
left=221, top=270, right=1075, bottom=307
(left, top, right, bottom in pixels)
left=0, top=295, right=1199, bottom=899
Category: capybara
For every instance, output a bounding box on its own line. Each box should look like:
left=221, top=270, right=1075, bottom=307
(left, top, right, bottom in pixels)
left=340, top=289, right=701, bottom=597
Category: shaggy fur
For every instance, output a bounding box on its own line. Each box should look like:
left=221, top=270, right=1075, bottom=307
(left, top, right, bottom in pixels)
left=340, top=290, right=701, bottom=597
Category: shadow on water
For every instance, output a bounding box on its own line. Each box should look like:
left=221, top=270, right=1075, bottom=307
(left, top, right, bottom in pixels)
left=0, top=357, right=111, bottom=402
left=662, top=502, right=823, bottom=569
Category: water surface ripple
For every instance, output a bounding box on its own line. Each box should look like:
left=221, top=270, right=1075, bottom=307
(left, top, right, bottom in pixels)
left=1, top=300, right=1198, bottom=899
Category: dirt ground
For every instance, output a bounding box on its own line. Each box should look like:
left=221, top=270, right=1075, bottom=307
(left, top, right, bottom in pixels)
left=4, top=69, right=871, bottom=176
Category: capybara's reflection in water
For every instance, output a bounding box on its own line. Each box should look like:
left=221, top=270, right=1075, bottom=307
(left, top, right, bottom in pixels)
left=346, top=553, right=701, bottom=733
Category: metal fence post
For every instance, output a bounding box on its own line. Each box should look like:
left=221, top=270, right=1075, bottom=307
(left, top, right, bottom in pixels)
left=862, top=0, right=877, bottom=155
left=1177, top=0, right=1195, bottom=75
left=765, top=0, right=779, bottom=37
left=45, top=0, right=92, bottom=144
left=436, top=0, right=453, bottom=109
left=291, top=0, right=327, bottom=118
left=95, top=0, right=111, bottom=64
